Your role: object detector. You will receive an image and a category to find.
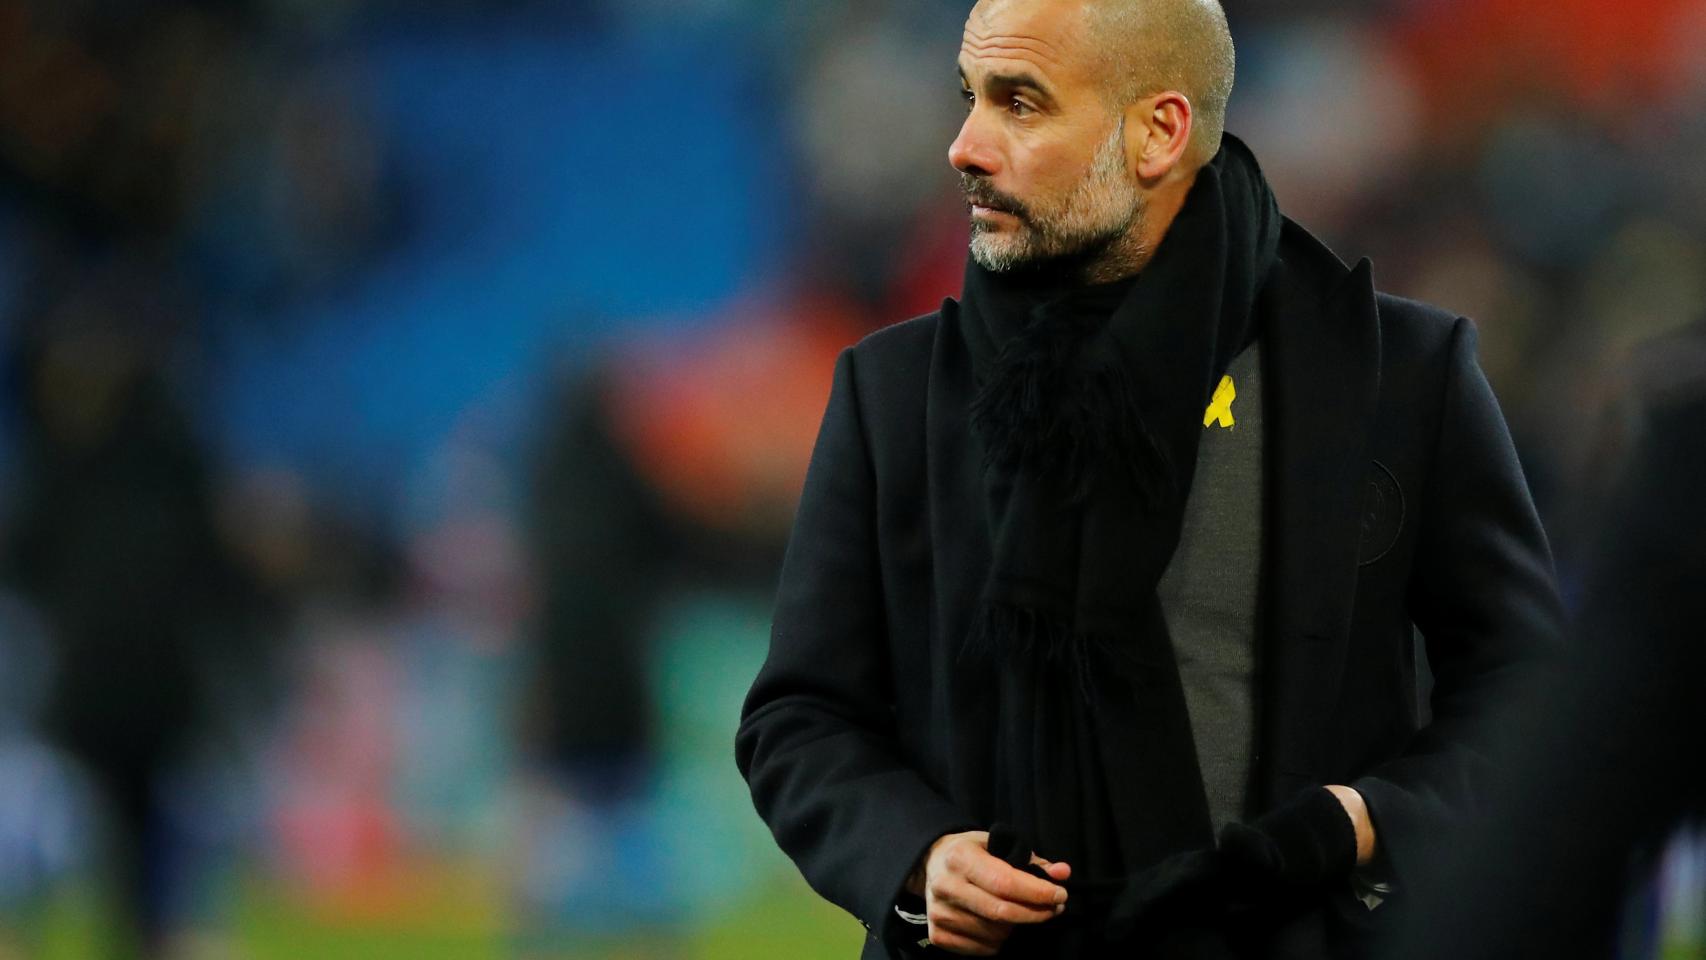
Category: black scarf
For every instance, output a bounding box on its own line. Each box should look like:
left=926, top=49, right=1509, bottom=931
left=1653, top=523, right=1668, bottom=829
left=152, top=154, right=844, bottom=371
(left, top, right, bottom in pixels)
left=954, top=135, right=1282, bottom=945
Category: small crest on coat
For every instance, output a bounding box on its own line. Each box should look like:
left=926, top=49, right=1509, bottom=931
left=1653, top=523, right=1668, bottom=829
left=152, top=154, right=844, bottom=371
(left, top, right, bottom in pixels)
left=1358, top=460, right=1404, bottom=565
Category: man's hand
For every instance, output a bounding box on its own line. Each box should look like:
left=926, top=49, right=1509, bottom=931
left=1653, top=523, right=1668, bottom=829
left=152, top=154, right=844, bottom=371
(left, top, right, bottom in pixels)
left=1324, top=785, right=1377, bottom=865
left=1218, top=785, right=1371, bottom=886
left=905, top=831, right=1069, bottom=956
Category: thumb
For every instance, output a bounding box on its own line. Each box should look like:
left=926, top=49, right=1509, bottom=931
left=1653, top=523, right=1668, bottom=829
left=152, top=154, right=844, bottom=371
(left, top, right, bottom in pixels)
left=1023, top=855, right=1064, bottom=886
left=1031, top=856, right=1072, bottom=883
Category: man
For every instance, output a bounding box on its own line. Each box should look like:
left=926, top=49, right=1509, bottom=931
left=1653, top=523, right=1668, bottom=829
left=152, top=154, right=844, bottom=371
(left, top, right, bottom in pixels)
left=736, top=0, right=1562, bottom=956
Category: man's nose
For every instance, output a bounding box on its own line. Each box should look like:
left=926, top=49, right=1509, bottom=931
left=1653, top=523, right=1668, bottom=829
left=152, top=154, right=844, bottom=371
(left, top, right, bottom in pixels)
left=949, top=112, right=999, bottom=178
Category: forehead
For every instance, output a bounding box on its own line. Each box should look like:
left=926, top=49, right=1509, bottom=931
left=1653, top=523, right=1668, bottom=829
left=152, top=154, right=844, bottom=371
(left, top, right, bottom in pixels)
left=959, top=0, right=1097, bottom=84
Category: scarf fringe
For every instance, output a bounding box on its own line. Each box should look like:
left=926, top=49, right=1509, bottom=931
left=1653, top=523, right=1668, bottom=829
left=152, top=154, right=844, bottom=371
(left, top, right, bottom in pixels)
left=964, top=600, right=1114, bottom=704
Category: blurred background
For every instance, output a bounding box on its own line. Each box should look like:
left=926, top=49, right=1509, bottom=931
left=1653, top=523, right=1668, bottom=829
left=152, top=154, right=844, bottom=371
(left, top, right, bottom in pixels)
left=0, top=0, right=1702, bottom=957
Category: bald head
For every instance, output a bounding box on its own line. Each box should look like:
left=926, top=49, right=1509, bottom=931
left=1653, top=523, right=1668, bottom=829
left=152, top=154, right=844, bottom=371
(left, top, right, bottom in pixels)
left=953, top=0, right=1235, bottom=279
left=1083, top=0, right=1235, bottom=166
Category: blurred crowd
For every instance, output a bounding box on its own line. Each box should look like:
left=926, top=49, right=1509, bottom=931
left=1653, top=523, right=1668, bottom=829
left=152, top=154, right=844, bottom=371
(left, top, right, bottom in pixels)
left=0, top=0, right=1702, bottom=956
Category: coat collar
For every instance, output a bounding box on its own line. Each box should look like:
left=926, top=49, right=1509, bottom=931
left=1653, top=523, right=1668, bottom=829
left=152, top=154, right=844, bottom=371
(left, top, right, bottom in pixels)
left=1256, top=217, right=1383, bottom=805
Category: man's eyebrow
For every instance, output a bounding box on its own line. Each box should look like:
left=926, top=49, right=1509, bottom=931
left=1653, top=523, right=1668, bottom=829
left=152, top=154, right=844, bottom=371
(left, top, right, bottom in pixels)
left=986, top=71, right=1057, bottom=105
left=958, top=62, right=1058, bottom=107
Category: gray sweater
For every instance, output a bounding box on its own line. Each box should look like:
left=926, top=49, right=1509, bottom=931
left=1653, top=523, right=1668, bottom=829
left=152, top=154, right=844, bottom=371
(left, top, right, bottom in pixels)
left=1157, top=340, right=1264, bottom=832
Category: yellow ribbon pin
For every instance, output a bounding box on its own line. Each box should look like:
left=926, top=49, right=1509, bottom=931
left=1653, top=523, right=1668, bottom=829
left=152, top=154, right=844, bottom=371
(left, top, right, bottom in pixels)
left=1204, top=375, right=1236, bottom=428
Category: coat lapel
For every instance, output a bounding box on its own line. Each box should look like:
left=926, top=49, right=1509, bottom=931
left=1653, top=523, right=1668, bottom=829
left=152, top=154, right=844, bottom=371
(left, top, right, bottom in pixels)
left=1257, top=220, right=1382, bottom=806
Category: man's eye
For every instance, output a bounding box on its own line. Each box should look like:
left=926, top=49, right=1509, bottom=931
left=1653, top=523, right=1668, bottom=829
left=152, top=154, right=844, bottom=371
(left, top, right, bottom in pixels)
left=961, top=88, right=975, bottom=109
left=1010, top=98, right=1034, bottom=118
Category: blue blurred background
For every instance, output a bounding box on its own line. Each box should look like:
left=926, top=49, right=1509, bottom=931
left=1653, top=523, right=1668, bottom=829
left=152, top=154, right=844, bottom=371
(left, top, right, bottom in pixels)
left=0, top=0, right=1703, bottom=957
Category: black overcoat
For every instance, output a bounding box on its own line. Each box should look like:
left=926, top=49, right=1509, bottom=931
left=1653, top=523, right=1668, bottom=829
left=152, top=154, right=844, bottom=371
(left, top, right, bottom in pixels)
left=735, top=219, right=1564, bottom=958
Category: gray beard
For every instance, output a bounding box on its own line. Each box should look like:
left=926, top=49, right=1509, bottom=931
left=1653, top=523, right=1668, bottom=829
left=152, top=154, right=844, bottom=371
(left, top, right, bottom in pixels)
left=966, top=124, right=1144, bottom=275
left=968, top=214, right=1136, bottom=273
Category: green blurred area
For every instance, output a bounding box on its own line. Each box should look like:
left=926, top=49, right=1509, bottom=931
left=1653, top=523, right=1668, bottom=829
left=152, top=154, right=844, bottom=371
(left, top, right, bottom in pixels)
left=6, top=869, right=860, bottom=960
left=0, top=594, right=867, bottom=960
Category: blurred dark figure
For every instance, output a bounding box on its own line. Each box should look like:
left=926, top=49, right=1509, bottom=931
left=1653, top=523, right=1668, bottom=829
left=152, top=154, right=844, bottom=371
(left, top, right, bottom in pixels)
left=518, top=8, right=963, bottom=812
left=1387, top=322, right=1706, bottom=959
left=520, top=300, right=885, bottom=800
left=2, top=259, right=266, bottom=957
left=523, top=367, right=676, bottom=803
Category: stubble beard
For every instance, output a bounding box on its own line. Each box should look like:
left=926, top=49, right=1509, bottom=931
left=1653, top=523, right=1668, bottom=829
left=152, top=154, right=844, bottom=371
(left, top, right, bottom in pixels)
left=964, top=120, right=1147, bottom=280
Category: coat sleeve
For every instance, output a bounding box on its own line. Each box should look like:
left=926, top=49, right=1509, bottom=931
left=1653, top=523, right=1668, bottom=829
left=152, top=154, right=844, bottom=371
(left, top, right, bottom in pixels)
left=736, top=347, right=976, bottom=947
left=1351, top=316, right=1566, bottom=884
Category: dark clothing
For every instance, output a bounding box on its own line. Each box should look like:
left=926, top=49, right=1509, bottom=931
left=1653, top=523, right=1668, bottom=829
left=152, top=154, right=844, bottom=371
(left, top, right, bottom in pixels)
left=940, top=141, right=1284, bottom=905
left=735, top=215, right=1562, bottom=957
left=7, top=375, right=230, bottom=774
left=526, top=372, right=674, bottom=787
left=1387, top=328, right=1706, bottom=960
left=5, top=367, right=258, bottom=953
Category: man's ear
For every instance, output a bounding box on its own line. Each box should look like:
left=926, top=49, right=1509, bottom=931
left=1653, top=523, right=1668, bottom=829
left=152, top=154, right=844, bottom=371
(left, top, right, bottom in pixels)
left=1123, top=91, right=1194, bottom=183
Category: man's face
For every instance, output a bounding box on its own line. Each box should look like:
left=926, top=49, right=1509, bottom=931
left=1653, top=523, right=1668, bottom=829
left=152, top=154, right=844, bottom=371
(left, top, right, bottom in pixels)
left=952, top=0, right=1143, bottom=272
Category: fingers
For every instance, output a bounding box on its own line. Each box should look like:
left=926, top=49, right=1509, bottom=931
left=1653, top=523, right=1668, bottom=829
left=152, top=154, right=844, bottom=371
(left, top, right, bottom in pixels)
left=934, top=837, right=1066, bottom=916
left=928, top=900, right=1016, bottom=956
left=964, top=856, right=1068, bottom=912
left=935, top=873, right=1061, bottom=925
left=921, top=830, right=1068, bottom=956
